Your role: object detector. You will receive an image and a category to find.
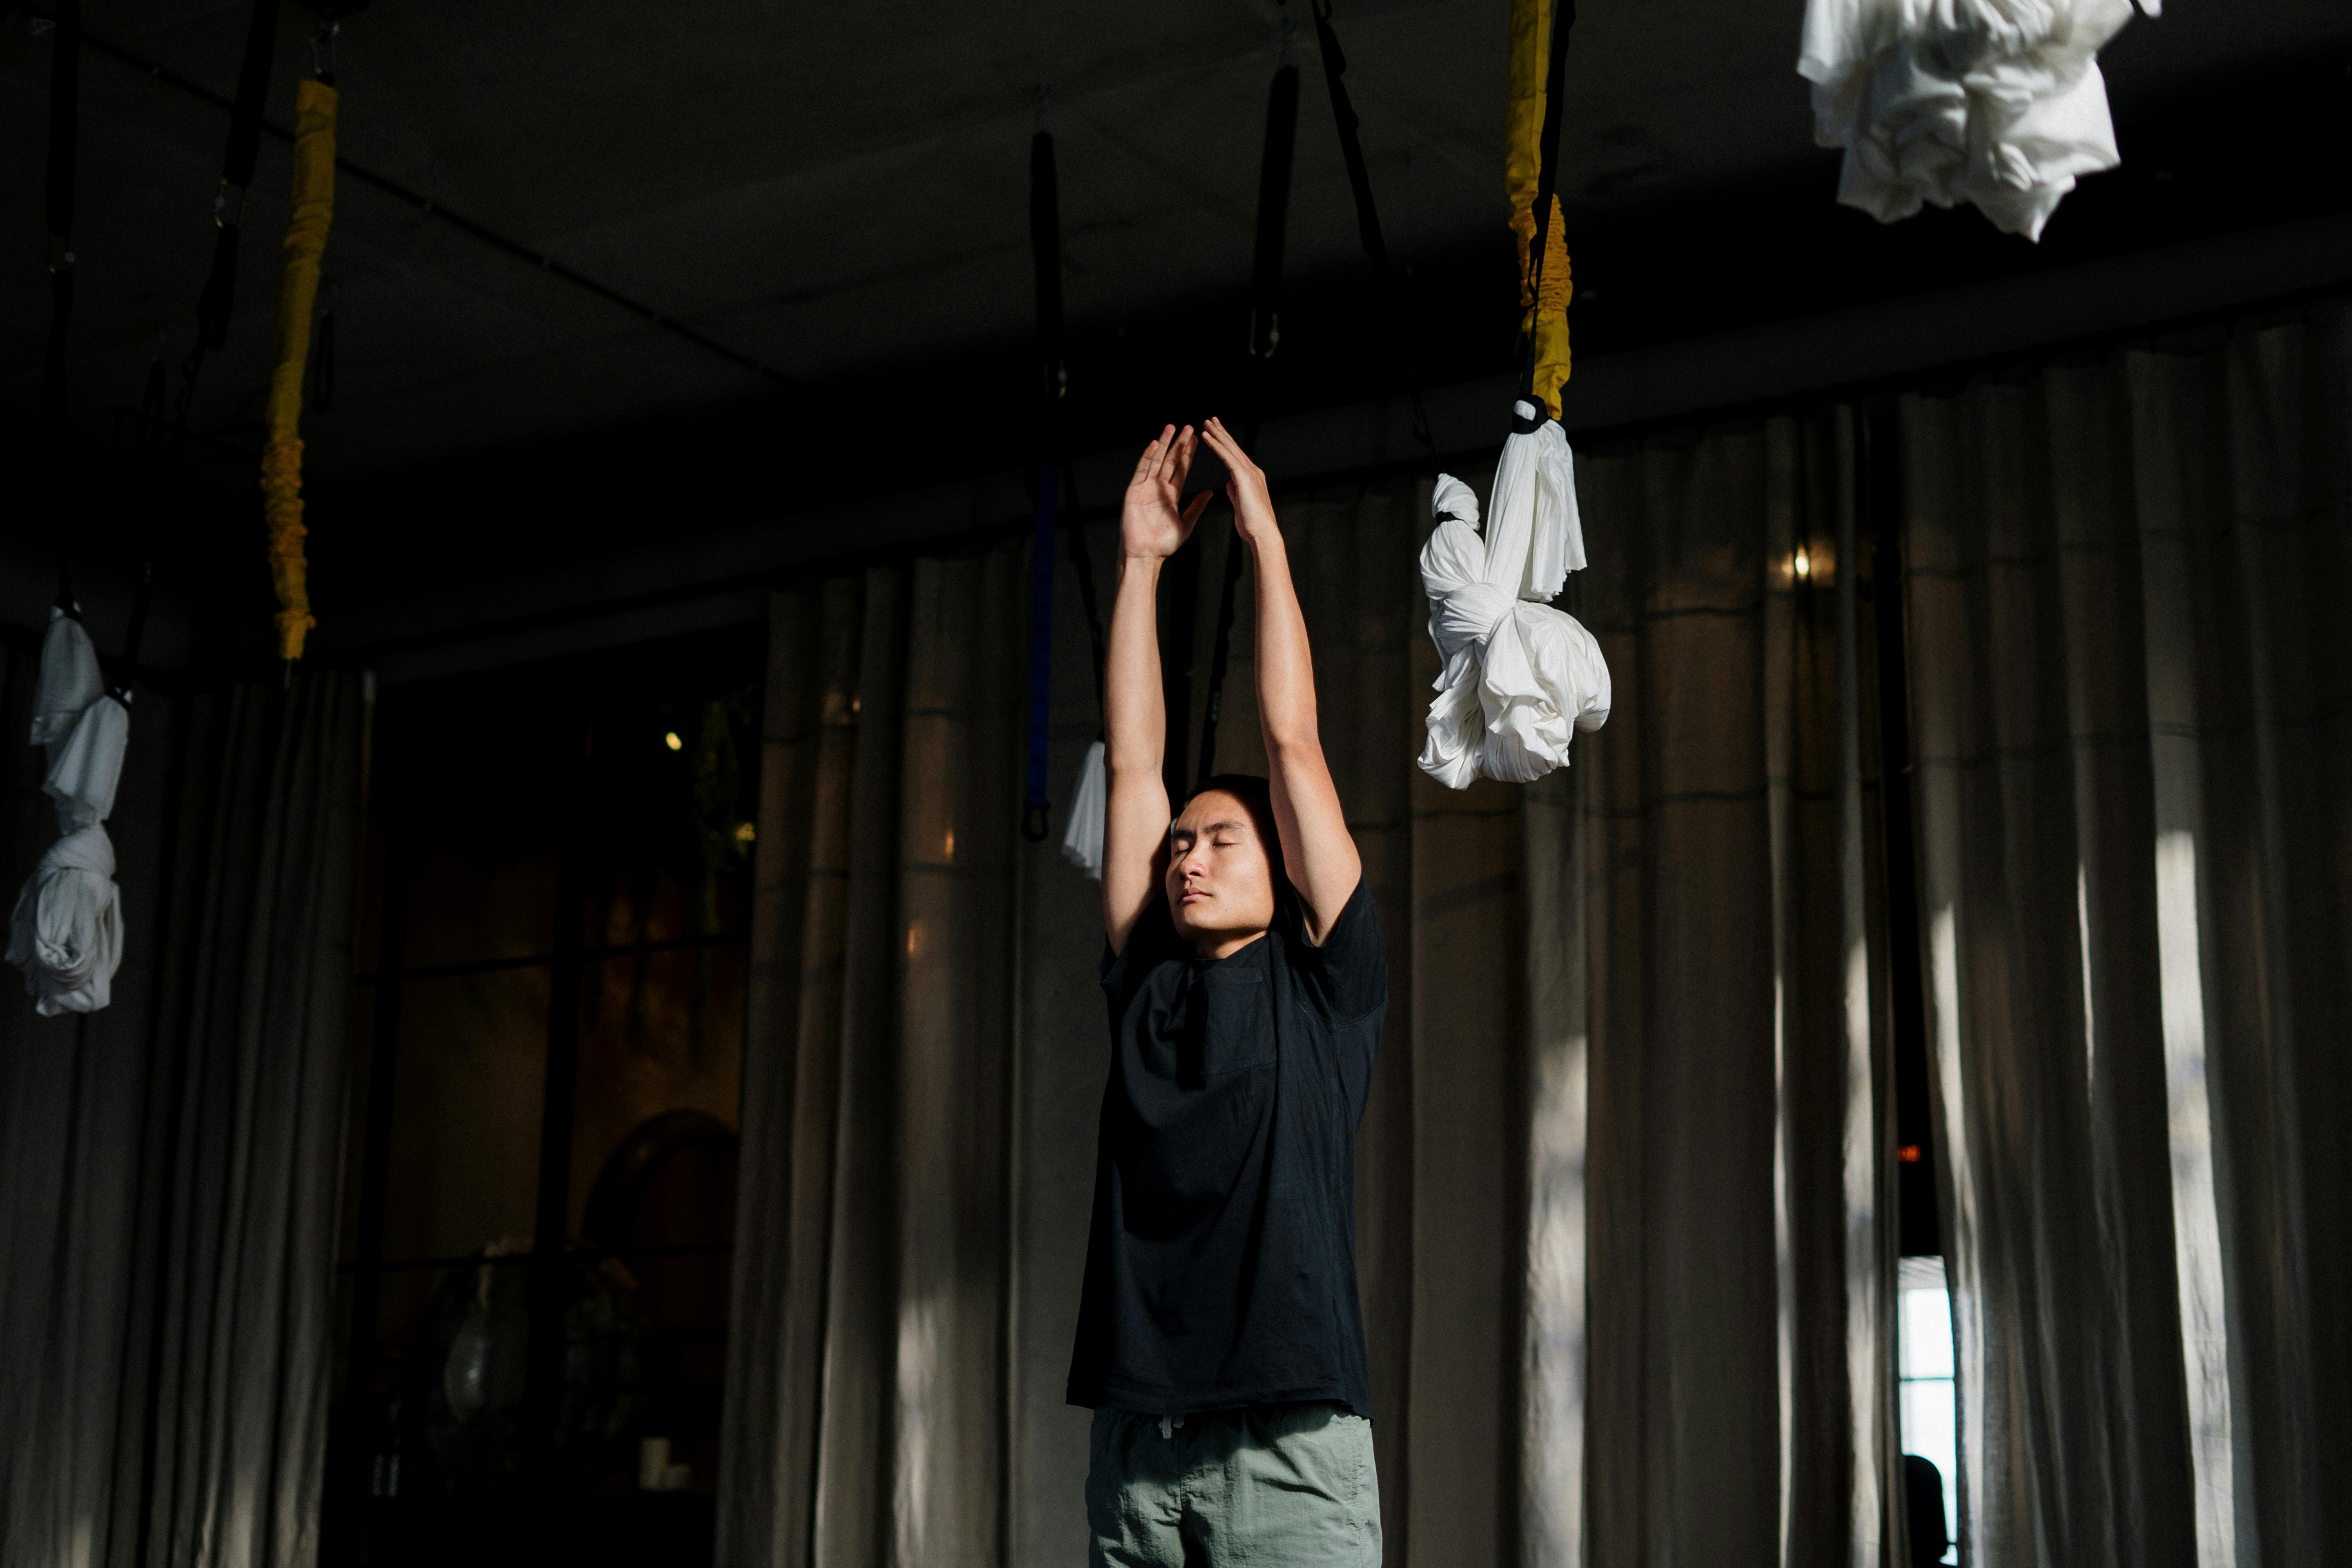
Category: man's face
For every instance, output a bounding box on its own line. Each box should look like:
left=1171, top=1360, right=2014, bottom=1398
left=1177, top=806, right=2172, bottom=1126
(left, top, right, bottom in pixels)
left=1165, top=788, right=1276, bottom=952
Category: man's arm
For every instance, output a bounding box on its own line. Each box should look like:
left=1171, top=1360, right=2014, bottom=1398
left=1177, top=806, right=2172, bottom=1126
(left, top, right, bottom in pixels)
left=1104, top=425, right=1210, bottom=954
left=1199, top=418, right=1361, bottom=942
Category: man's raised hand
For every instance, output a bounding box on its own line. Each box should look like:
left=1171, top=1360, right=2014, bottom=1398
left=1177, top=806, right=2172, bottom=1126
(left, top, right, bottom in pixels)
left=1122, top=423, right=1212, bottom=561
left=1201, top=418, right=1277, bottom=545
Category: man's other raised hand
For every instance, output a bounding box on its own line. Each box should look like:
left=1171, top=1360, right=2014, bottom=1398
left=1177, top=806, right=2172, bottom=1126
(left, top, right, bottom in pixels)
left=1123, top=423, right=1214, bottom=561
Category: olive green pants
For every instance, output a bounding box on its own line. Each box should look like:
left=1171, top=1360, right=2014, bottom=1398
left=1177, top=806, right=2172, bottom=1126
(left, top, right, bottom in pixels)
left=1086, top=1402, right=1382, bottom=1567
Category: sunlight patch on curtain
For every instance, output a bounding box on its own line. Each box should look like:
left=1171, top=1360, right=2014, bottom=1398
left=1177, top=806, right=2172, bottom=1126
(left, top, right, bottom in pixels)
left=1842, top=932, right=1882, bottom=1568
left=2153, top=829, right=2236, bottom=1568
left=1773, top=971, right=1797, bottom=1568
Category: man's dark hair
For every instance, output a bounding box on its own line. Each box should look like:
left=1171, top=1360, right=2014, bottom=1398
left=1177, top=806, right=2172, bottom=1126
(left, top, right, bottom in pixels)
left=1187, top=772, right=1274, bottom=832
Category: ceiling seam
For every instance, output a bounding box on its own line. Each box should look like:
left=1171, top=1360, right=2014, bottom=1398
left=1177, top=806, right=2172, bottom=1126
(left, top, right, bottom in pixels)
left=64, top=17, right=801, bottom=391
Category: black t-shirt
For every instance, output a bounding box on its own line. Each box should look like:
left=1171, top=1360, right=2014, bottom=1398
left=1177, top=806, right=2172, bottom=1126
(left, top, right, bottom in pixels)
left=1065, top=878, right=1387, bottom=1418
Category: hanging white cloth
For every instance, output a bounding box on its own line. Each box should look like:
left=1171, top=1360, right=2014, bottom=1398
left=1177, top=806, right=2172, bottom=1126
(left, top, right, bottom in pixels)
left=32, top=606, right=102, bottom=749
left=9, top=605, right=129, bottom=1015
left=6, top=824, right=123, bottom=1017
left=1418, top=396, right=1611, bottom=790
left=1061, top=739, right=1108, bottom=881
left=46, top=690, right=129, bottom=831
left=1798, top=0, right=2149, bottom=241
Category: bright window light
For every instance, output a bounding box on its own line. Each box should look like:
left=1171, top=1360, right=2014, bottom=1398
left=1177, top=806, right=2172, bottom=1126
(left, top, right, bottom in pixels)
left=1898, top=1255, right=1960, bottom=1564
left=663, top=731, right=683, bottom=751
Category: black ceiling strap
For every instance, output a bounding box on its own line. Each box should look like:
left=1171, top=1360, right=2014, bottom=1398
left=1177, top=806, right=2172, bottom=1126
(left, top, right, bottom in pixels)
left=139, top=331, right=168, bottom=450
left=40, top=0, right=82, bottom=619
left=1022, top=94, right=1066, bottom=842
left=1031, top=104, right=1068, bottom=419
left=40, top=0, right=81, bottom=432
left=1064, top=463, right=1108, bottom=731
left=1246, top=52, right=1299, bottom=363
left=195, top=0, right=283, bottom=352
left=1198, top=43, right=1302, bottom=789
left=1523, top=0, right=1577, bottom=396
left=1309, top=0, right=1436, bottom=461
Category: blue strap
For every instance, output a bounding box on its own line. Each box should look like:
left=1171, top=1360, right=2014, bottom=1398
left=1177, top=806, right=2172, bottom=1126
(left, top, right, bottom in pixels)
left=1022, top=463, right=1058, bottom=841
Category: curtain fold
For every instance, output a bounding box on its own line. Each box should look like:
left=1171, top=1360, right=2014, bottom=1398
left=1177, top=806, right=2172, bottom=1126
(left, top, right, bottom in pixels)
left=1569, top=414, right=1896, bottom=1568
left=0, top=643, right=179, bottom=1567
left=137, top=670, right=366, bottom=1568
left=0, top=664, right=365, bottom=1568
left=718, top=549, right=1025, bottom=1568
left=1903, top=299, right=2352, bottom=1568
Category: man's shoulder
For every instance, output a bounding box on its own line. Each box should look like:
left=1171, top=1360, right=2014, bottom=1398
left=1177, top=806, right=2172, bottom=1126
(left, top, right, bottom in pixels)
left=1277, top=881, right=1386, bottom=1021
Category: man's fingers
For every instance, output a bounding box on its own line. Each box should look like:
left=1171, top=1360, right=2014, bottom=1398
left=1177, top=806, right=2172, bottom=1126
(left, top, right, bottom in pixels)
left=1154, top=423, right=1183, bottom=481
left=1200, top=418, right=1248, bottom=475
left=1207, top=419, right=1260, bottom=479
left=1132, top=430, right=1170, bottom=488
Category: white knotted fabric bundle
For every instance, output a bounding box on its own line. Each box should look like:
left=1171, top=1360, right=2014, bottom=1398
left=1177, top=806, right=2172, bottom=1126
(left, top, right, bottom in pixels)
left=7, top=607, right=129, bottom=1015
left=1418, top=397, right=1611, bottom=789
left=9, top=827, right=122, bottom=1016
left=1062, top=738, right=1109, bottom=881
left=1798, top=0, right=2151, bottom=241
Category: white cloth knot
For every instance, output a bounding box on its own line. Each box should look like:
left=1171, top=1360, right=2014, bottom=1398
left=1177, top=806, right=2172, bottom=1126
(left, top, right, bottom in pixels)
left=7, top=825, right=123, bottom=1016
left=1417, top=403, right=1611, bottom=790
left=47, top=690, right=129, bottom=831
left=10, top=604, right=132, bottom=1016
left=1435, top=580, right=1518, bottom=655
left=32, top=607, right=102, bottom=749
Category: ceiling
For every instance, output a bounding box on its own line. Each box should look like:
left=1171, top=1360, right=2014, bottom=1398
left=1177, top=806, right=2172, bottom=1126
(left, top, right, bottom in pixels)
left=7, top=0, right=2348, bottom=492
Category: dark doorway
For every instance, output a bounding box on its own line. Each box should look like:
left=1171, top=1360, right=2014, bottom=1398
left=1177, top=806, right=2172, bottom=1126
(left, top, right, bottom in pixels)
left=330, top=621, right=762, bottom=1566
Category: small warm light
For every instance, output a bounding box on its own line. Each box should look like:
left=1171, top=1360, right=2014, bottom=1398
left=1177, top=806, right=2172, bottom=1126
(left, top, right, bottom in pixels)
left=1793, top=549, right=1812, bottom=580
left=734, top=822, right=756, bottom=843
left=943, top=827, right=955, bottom=860
left=663, top=731, right=683, bottom=751
left=1898, top=1143, right=1922, bottom=1164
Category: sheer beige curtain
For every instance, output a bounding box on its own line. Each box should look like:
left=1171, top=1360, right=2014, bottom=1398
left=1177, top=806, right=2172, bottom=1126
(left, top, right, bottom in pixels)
left=1903, top=298, right=2352, bottom=1568
left=0, top=637, right=180, bottom=1566
left=1567, top=415, right=1898, bottom=1568
left=718, top=550, right=1026, bottom=1568
left=0, top=665, right=365, bottom=1568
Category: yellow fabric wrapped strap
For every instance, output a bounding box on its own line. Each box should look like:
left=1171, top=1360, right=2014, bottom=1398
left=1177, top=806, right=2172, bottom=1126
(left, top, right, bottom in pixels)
left=260, top=78, right=336, bottom=661
left=1506, top=0, right=1572, bottom=421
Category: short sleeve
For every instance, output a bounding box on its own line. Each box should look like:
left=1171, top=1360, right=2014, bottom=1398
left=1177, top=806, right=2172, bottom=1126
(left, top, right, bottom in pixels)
left=1288, top=878, right=1386, bottom=1023
left=1102, top=897, right=1179, bottom=1021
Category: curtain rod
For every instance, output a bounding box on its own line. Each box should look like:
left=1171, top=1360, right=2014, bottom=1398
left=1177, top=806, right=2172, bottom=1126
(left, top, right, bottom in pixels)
left=329, top=441, right=1501, bottom=668
left=1562, top=277, right=2349, bottom=453
left=342, top=276, right=2349, bottom=669
left=26, top=8, right=799, bottom=390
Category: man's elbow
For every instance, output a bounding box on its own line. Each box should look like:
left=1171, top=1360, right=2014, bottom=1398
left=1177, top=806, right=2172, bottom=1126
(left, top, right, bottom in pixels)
left=1261, top=725, right=1325, bottom=764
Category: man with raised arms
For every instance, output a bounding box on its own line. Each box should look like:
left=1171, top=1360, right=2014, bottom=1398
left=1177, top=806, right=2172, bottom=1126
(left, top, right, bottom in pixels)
left=1068, top=419, right=1387, bottom=1566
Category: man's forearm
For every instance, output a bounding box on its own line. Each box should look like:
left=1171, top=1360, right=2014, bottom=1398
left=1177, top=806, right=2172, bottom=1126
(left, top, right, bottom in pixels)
left=1249, top=529, right=1319, bottom=753
left=1107, top=554, right=1167, bottom=773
